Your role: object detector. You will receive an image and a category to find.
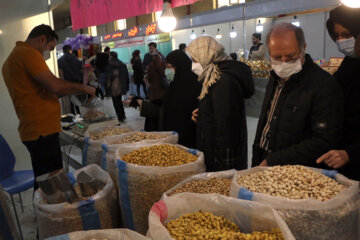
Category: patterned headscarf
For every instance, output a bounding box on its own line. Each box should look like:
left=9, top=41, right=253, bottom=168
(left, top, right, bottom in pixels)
left=187, top=36, right=230, bottom=100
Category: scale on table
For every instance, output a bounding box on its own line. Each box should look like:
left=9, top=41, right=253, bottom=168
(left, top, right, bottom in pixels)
left=71, top=121, right=90, bottom=136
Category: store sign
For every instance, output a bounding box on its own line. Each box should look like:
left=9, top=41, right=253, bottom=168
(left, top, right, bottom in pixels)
left=114, top=37, right=145, bottom=48
left=128, top=26, right=139, bottom=37
left=146, top=24, right=157, bottom=36
left=145, top=33, right=170, bottom=44
left=104, top=32, right=123, bottom=41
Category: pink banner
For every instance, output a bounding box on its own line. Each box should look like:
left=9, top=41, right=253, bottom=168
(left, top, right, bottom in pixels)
left=71, top=0, right=201, bottom=31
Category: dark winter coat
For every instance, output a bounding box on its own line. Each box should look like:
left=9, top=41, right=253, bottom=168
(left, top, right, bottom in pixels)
left=196, top=60, right=254, bottom=172
left=252, top=54, right=344, bottom=168
left=333, top=56, right=360, bottom=180
left=58, top=52, right=82, bottom=83
left=147, top=55, right=167, bottom=101
left=105, top=59, right=129, bottom=97
left=131, top=58, right=145, bottom=85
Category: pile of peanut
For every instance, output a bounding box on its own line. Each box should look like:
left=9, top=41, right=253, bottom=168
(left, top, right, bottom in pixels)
left=113, top=132, right=166, bottom=144
left=169, top=177, right=232, bottom=196
left=237, top=165, right=347, bottom=201
left=166, top=211, right=285, bottom=240
left=121, top=145, right=197, bottom=167
left=89, top=127, right=131, bottom=140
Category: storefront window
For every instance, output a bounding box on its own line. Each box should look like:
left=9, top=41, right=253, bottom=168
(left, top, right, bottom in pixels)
left=115, top=19, right=127, bottom=31
left=218, top=0, right=245, bottom=7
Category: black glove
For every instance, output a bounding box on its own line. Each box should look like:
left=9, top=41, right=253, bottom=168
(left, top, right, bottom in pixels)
left=130, top=96, right=143, bottom=109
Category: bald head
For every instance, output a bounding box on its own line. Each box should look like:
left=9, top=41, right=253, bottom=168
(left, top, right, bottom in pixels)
left=266, top=22, right=306, bottom=51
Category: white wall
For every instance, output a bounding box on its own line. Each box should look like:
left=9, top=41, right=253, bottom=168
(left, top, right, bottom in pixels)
left=172, top=10, right=341, bottom=60
left=0, top=1, right=56, bottom=170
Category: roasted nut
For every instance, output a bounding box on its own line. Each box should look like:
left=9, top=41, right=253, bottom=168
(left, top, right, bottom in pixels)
left=169, top=177, right=232, bottom=196
left=113, top=132, right=166, bottom=144
left=165, top=211, right=285, bottom=240
left=89, top=127, right=132, bottom=140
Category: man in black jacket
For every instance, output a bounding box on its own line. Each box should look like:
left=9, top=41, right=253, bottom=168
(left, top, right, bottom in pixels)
left=252, top=23, right=343, bottom=168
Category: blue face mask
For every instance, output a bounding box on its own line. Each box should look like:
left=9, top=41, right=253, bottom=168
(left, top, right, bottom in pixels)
left=336, top=37, right=356, bottom=57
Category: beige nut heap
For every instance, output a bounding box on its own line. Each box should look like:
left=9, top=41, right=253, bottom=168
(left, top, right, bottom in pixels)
left=90, top=127, right=132, bottom=140
left=237, top=165, right=347, bottom=201
left=113, top=132, right=167, bottom=144
left=166, top=211, right=285, bottom=240
left=121, top=144, right=197, bottom=167
left=169, top=177, right=232, bottom=196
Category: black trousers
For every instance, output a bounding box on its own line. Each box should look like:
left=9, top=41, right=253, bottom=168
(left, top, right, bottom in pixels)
left=112, top=95, right=126, bottom=121
left=136, top=82, right=148, bottom=97
left=22, top=133, right=63, bottom=190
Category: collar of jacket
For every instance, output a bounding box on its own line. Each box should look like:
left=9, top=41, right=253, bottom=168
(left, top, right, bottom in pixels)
left=270, top=54, right=313, bottom=88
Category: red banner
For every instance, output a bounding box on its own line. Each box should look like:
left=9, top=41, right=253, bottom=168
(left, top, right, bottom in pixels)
left=71, top=0, right=201, bottom=31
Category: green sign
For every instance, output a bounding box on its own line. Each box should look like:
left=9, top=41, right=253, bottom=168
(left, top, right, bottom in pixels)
left=145, top=33, right=170, bottom=44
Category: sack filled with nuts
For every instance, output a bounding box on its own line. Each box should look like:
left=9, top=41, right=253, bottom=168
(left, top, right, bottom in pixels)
left=46, top=228, right=149, bottom=240
left=163, top=169, right=237, bottom=198
left=102, top=131, right=179, bottom=189
left=230, top=165, right=360, bottom=240
left=115, top=143, right=205, bottom=235
left=34, top=164, right=119, bottom=239
left=0, top=186, right=20, bottom=240
left=82, top=125, right=132, bottom=167
left=147, top=193, right=295, bottom=240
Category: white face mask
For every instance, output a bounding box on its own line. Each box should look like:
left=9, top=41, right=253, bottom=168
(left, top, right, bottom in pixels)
left=192, top=62, right=203, bottom=76
left=271, top=57, right=302, bottom=79
left=43, top=50, right=51, bottom=60
left=336, top=37, right=356, bottom=57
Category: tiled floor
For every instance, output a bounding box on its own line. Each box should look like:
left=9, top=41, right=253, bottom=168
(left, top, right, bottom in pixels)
left=4, top=103, right=259, bottom=240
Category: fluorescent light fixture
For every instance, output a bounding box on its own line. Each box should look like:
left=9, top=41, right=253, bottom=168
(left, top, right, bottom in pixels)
left=0, top=29, right=3, bottom=35
left=158, top=1, right=177, bottom=32
left=190, top=30, right=197, bottom=39
left=230, top=26, right=237, bottom=38
left=256, top=20, right=263, bottom=32
left=341, top=0, right=360, bottom=8
left=239, top=0, right=245, bottom=3
left=215, top=29, right=222, bottom=39
left=292, top=16, right=300, bottom=27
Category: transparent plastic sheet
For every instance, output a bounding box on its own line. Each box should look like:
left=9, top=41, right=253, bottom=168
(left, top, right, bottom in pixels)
left=115, top=143, right=205, bottom=235
left=102, top=132, right=178, bottom=190
left=34, top=164, right=119, bottom=239
left=80, top=98, right=106, bottom=122
left=162, top=169, right=237, bottom=199
left=147, top=193, right=295, bottom=240
left=230, top=166, right=360, bottom=240
left=0, top=187, right=20, bottom=240
left=82, top=125, right=132, bottom=167
left=45, top=228, right=149, bottom=240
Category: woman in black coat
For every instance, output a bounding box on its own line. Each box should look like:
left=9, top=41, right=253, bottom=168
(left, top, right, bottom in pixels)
left=131, top=50, right=148, bottom=98
left=316, top=5, right=360, bottom=181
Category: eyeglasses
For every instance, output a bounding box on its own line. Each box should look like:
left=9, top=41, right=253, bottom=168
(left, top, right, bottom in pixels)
left=333, top=32, right=353, bottom=40
left=270, top=52, right=302, bottom=65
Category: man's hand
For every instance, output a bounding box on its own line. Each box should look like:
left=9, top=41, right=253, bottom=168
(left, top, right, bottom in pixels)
left=259, top=159, right=268, bottom=166
left=137, top=99, right=143, bottom=109
left=316, top=150, right=349, bottom=169
left=355, top=34, right=360, bottom=58
left=83, top=85, right=96, bottom=102
left=191, top=108, right=199, bottom=123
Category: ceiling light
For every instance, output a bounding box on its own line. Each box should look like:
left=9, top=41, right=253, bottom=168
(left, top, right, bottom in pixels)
left=190, top=30, right=197, bottom=39
left=158, top=1, right=177, bottom=32
left=230, top=26, right=237, bottom=38
left=215, top=28, right=222, bottom=39
left=292, top=16, right=300, bottom=27
left=256, top=20, right=263, bottom=33
left=0, top=29, right=3, bottom=35
left=341, top=0, right=360, bottom=8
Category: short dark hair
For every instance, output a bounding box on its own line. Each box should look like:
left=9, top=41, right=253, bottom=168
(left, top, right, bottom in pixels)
left=110, top=51, right=118, bottom=59
left=148, top=42, right=157, bottom=48
left=179, top=43, right=186, bottom=50
left=62, top=45, right=71, bottom=53
left=27, top=24, right=59, bottom=42
left=132, top=50, right=140, bottom=58
left=230, top=53, right=237, bottom=61
left=266, top=22, right=306, bottom=50
left=104, top=46, right=110, bottom=53
left=252, top=33, right=261, bottom=40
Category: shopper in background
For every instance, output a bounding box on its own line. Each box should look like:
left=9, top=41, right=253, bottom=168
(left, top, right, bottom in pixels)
left=106, top=51, right=129, bottom=122
left=316, top=5, right=360, bottom=180
left=143, top=42, right=162, bottom=70
left=131, top=50, right=148, bottom=98
left=179, top=43, right=186, bottom=52
left=187, top=36, right=254, bottom=171
left=104, top=46, right=110, bottom=53
left=252, top=23, right=343, bottom=168
left=95, top=50, right=110, bottom=95
left=2, top=24, right=95, bottom=189
left=230, top=52, right=238, bottom=61
left=249, top=33, right=266, bottom=60
left=144, top=54, right=167, bottom=131
left=58, top=44, right=83, bottom=115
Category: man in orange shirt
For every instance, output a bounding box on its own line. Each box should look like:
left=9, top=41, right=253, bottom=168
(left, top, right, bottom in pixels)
left=2, top=24, right=95, bottom=189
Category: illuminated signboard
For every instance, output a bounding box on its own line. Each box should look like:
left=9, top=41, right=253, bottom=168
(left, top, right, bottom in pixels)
left=146, top=23, right=157, bottom=35
left=112, top=32, right=123, bottom=39
left=128, top=26, right=139, bottom=37
left=104, top=34, right=111, bottom=40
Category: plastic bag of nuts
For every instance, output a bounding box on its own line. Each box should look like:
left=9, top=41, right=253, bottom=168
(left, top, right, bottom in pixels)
left=163, top=169, right=236, bottom=198
left=115, top=143, right=205, bottom=235
left=82, top=125, right=132, bottom=167
left=230, top=166, right=360, bottom=240
left=147, top=193, right=295, bottom=240
left=46, top=228, right=149, bottom=240
left=102, top=132, right=178, bottom=190
left=34, top=164, right=119, bottom=239
left=0, top=186, right=20, bottom=240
